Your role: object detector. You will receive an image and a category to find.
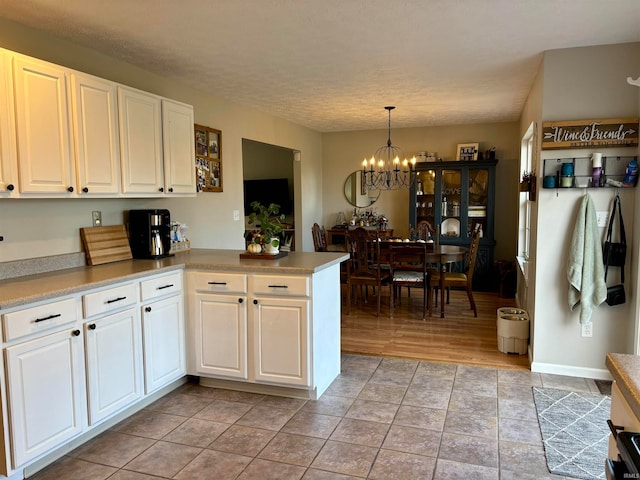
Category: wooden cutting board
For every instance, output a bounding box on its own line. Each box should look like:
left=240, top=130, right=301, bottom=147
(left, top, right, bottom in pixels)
left=80, top=225, right=133, bottom=265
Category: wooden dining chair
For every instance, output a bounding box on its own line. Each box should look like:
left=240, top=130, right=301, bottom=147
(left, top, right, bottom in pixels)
left=311, top=223, right=328, bottom=252
left=432, top=223, right=482, bottom=317
left=345, top=227, right=389, bottom=316
left=411, top=220, right=435, bottom=241
left=389, top=243, right=431, bottom=320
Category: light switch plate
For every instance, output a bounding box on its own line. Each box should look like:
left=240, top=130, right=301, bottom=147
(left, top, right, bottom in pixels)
left=596, top=211, right=609, bottom=228
left=233, top=210, right=240, bottom=221
left=581, top=323, right=593, bottom=337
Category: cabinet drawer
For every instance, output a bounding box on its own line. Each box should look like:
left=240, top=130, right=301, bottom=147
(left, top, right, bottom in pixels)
left=192, top=272, right=247, bottom=294
left=251, top=275, right=309, bottom=297
left=83, top=283, right=137, bottom=318
left=141, top=271, right=183, bottom=301
left=3, top=297, right=78, bottom=342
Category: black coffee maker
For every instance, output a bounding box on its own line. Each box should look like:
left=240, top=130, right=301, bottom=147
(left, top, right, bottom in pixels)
left=128, top=209, right=173, bottom=259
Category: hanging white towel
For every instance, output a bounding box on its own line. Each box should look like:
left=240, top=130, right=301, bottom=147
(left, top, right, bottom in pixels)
left=567, top=193, right=607, bottom=324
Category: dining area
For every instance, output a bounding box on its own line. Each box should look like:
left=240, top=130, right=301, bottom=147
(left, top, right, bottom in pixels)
left=314, top=221, right=481, bottom=320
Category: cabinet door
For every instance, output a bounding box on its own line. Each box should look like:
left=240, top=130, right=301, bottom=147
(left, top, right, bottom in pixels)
left=70, top=73, right=120, bottom=195
left=84, top=308, right=143, bottom=425
left=162, top=99, right=196, bottom=195
left=13, top=55, right=74, bottom=194
left=193, top=293, right=247, bottom=379
left=440, top=167, right=463, bottom=239
left=0, top=52, right=17, bottom=196
left=118, top=86, right=163, bottom=194
left=252, top=296, right=309, bottom=387
left=5, top=328, right=86, bottom=467
left=142, top=295, right=186, bottom=394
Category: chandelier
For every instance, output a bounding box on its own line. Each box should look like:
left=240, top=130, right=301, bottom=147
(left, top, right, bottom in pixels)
left=362, top=106, right=416, bottom=191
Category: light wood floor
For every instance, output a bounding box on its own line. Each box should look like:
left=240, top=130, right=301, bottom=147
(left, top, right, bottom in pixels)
left=340, top=286, right=531, bottom=371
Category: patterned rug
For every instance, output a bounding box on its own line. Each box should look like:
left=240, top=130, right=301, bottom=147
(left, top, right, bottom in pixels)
left=533, top=387, right=610, bottom=480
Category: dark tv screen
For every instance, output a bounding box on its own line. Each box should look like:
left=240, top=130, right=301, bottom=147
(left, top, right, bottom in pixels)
left=243, top=178, right=292, bottom=216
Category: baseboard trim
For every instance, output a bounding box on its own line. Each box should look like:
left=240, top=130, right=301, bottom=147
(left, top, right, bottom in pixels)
left=531, top=361, right=612, bottom=380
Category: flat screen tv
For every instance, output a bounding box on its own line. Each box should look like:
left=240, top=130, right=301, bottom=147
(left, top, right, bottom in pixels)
left=243, top=178, right=292, bottom=216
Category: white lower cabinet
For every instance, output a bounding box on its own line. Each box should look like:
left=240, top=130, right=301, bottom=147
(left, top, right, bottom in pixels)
left=84, top=307, right=143, bottom=425
left=252, top=295, right=309, bottom=386
left=189, top=271, right=311, bottom=389
left=142, top=294, right=186, bottom=393
left=5, top=327, right=86, bottom=467
left=193, top=292, right=248, bottom=379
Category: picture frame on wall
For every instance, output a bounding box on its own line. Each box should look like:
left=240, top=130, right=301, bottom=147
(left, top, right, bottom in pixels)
left=456, top=143, right=479, bottom=161
left=195, top=124, right=222, bottom=192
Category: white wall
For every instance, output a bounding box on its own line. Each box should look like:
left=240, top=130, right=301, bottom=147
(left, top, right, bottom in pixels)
left=530, top=42, right=640, bottom=378
left=0, top=18, right=323, bottom=261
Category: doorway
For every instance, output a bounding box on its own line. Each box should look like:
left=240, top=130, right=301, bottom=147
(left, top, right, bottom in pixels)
left=242, top=139, right=297, bottom=251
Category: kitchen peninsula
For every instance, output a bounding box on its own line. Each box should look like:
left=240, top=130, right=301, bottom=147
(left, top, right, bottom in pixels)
left=0, top=249, right=347, bottom=479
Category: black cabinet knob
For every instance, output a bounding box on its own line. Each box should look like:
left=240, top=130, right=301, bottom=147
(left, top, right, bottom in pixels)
left=159, top=187, right=164, bottom=192
left=145, top=306, right=152, bottom=312
left=72, top=329, right=80, bottom=336
left=238, top=298, right=243, bottom=304
left=82, top=187, right=89, bottom=193
left=7, top=184, right=14, bottom=191
left=67, top=186, right=74, bottom=192
left=88, top=323, right=96, bottom=330
left=168, top=187, right=174, bottom=193
left=253, top=299, right=258, bottom=305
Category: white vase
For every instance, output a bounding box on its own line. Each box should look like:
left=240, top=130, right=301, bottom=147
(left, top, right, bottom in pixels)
left=264, top=242, right=279, bottom=255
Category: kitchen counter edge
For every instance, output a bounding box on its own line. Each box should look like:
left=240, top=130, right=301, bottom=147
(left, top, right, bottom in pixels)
left=606, top=352, right=640, bottom=419
left=0, top=249, right=349, bottom=311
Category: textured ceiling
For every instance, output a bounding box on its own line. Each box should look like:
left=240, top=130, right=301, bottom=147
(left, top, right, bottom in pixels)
left=1, top=0, right=639, bottom=132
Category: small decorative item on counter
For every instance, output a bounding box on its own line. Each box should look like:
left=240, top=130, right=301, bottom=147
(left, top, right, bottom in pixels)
left=247, top=201, right=285, bottom=254
left=169, top=222, right=190, bottom=253
left=247, top=242, right=262, bottom=254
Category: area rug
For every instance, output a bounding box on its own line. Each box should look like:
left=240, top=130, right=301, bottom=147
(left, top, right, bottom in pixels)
left=533, top=387, right=610, bottom=480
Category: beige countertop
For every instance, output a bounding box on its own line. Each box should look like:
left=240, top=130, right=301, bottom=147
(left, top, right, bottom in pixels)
left=606, top=352, right=640, bottom=418
left=0, top=249, right=349, bottom=311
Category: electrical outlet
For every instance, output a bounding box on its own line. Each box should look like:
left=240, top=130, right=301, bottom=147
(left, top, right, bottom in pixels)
left=233, top=210, right=240, bottom=221
left=581, top=323, right=593, bottom=337
left=596, top=211, right=609, bottom=228
left=92, top=211, right=102, bottom=227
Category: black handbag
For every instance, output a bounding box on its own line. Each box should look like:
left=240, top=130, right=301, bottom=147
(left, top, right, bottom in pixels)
left=603, top=194, right=626, bottom=306
left=603, top=194, right=626, bottom=270
left=606, top=284, right=626, bottom=306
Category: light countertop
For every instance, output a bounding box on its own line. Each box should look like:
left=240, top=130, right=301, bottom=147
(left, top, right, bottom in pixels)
left=606, top=352, right=640, bottom=419
left=0, top=249, right=349, bottom=311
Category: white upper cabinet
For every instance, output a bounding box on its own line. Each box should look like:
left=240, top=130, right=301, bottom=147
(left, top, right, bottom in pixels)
left=70, top=73, right=121, bottom=195
left=162, top=99, right=196, bottom=195
left=0, top=48, right=195, bottom=198
left=13, top=54, right=75, bottom=195
left=0, top=52, right=18, bottom=196
left=118, top=86, right=164, bottom=195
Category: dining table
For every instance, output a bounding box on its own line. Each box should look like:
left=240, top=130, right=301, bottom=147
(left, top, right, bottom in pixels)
left=377, top=240, right=468, bottom=318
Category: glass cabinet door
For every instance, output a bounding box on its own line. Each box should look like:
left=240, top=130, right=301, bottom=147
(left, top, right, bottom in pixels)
left=468, top=168, right=489, bottom=238
left=441, top=168, right=462, bottom=239
left=414, top=169, right=436, bottom=229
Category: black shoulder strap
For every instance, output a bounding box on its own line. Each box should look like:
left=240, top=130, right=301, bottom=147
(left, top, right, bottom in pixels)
left=604, top=194, right=626, bottom=283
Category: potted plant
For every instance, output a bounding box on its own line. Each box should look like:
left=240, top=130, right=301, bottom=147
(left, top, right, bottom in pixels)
left=247, top=201, right=286, bottom=254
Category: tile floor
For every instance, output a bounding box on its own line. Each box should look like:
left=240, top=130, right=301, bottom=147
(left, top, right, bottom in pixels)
left=29, top=354, right=604, bottom=480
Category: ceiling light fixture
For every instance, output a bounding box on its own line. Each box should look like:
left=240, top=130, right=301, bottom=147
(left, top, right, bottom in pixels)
left=362, top=106, right=416, bottom=191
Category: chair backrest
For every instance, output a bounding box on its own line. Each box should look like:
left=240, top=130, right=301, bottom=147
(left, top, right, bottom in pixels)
left=345, top=227, right=381, bottom=277
left=389, top=244, right=428, bottom=278
left=311, top=223, right=328, bottom=252
left=411, top=221, right=434, bottom=241
left=465, top=224, right=482, bottom=282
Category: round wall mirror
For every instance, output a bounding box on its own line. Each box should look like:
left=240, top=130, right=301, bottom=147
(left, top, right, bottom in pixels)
left=344, top=171, right=380, bottom=207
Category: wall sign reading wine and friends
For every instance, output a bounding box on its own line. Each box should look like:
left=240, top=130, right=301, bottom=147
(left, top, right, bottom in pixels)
left=542, top=118, right=638, bottom=150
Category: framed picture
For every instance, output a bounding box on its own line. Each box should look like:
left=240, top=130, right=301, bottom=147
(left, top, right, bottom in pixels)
left=195, top=124, right=222, bottom=192
left=456, top=143, right=479, bottom=161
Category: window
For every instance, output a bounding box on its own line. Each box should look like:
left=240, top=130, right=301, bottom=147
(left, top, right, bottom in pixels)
left=518, top=122, right=535, bottom=269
